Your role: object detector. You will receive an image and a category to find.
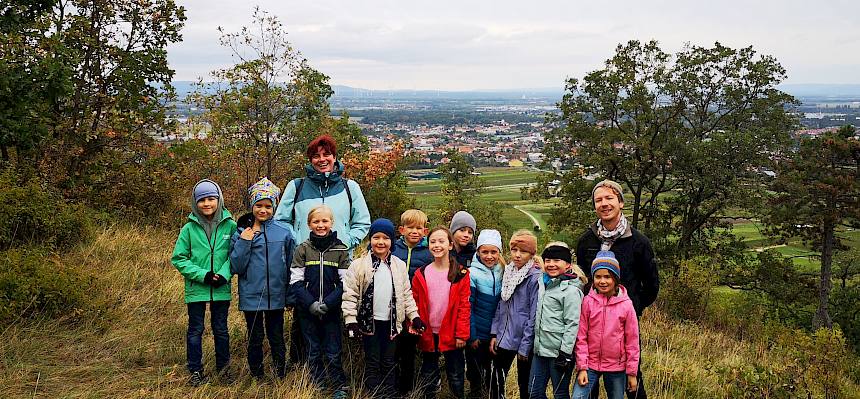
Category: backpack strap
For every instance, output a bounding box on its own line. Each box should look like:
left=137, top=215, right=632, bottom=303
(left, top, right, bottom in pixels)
left=343, top=178, right=353, bottom=224
left=290, top=178, right=305, bottom=223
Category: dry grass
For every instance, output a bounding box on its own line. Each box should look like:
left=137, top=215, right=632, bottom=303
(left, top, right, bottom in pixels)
left=1, top=225, right=858, bottom=398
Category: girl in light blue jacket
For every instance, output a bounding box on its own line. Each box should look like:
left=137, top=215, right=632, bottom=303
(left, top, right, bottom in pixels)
left=466, top=229, right=505, bottom=397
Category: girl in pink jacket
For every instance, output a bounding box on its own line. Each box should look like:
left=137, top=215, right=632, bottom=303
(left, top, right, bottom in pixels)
left=572, top=250, right=640, bottom=399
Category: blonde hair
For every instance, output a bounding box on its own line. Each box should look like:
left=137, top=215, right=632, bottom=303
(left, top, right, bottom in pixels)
left=400, top=209, right=428, bottom=228
left=307, top=204, right=334, bottom=225
left=544, top=241, right=588, bottom=285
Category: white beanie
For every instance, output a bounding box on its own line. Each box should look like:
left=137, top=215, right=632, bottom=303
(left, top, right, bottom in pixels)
left=476, top=229, right=503, bottom=252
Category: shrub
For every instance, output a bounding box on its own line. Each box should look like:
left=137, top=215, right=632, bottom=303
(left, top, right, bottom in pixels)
left=658, top=256, right=717, bottom=320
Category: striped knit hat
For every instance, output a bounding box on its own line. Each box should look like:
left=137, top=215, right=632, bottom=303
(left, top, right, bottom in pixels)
left=591, top=250, right=620, bottom=280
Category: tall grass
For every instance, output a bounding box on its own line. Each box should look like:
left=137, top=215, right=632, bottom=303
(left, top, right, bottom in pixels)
left=1, top=225, right=857, bottom=398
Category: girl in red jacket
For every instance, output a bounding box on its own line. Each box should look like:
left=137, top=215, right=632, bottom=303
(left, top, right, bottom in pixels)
left=572, top=250, right=640, bottom=399
left=412, top=226, right=471, bottom=398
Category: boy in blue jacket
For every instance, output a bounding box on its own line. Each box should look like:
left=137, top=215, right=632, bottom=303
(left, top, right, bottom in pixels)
left=230, top=178, right=295, bottom=379
left=391, top=209, right=433, bottom=395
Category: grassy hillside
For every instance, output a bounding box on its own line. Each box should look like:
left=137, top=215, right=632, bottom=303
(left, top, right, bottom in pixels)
left=2, top=226, right=857, bottom=398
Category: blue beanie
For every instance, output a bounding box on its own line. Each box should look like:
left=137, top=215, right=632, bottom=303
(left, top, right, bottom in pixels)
left=591, top=250, right=620, bottom=280
left=369, top=218, right=396, bottom=240
left=193, top=180, right=220, bottom=202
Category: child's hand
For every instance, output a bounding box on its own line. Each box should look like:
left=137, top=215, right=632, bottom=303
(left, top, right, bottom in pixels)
left=516, top=353, right=528, bottom=362
left=345, top=323, right=362, bottom=339
left=627, top=375, right=638, bottom=392
left=240, top=227, right=256, bottom=241
left=577, top=370, right=589, bottom=386
left=455, top=339, right=466, bottom=349
left=470, top=339, right=480, bottom=350
left=489, top=337, right=497, bottom=355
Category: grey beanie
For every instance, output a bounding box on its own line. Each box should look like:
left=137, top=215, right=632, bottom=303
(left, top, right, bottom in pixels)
left=591, top=179, right=624, bottom=204
left=193, top=180, right=220, bottom=202
left=449, top=210, right=477, bottom=234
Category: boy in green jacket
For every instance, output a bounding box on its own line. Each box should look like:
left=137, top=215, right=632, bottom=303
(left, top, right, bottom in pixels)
left=171, top=179, right=237, bottom=386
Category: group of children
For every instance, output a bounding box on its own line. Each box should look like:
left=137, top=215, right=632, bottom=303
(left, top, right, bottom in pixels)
left=172, top=178, right=641, bottom=399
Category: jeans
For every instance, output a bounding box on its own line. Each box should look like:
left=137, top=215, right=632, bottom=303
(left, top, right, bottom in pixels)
left=243, top=309, right=286, bottom=376
left=300, top=312, right=348, bottom=388
left=494, top=348, right=532, bottom=399
left=363, top=320, right=398, bottom=397
left=186, top=300, right=230, bottom=373
left=587, top=346, right=646, bottom=399
left=573, top=370, right=626, bottom=399
left=465, top=340, right=494, bottom=397
left=419, top=334, right=466, bottom=399
left=395, top=331, right=420, bottom=394
left=528, top=355, right=572, bottom=399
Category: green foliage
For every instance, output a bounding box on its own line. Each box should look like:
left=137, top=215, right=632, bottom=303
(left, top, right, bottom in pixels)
left=0, top=247, right=96, bottom=324
left=658, top=256, right=718, bottom=320
left=437, top=150, right=511, bottom=237
left=0, top=170, right=94, bottom=250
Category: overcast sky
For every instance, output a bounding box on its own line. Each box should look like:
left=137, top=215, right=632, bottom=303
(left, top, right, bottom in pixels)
left=168, top=0, right=860, bottom=90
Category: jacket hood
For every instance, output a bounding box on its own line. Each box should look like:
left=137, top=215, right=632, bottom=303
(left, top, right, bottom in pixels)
left=304, top=160, right=345, bottom=185
left=189, top=179, right=229, bottom=224
left=587, top=284, right=631, bottom=306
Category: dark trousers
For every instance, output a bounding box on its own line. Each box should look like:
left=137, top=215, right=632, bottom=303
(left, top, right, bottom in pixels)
left=300, top=312, right=348, bottom=388
left=288, top=308, right=307, bottom=364
left=243, top=309, right=286, bottom=376
left=186, top=300, right=230, bottom=373
left=419, top=334, right=466, bottom=399
left=494, top=348, right=532, bottom=399
left=465, top=340, right=494, bottom=397
left=363, top=320, right=398, bottom=397
left=528, top=355, right=572, bottom=399
left=395, top=331, right=420, bottom=394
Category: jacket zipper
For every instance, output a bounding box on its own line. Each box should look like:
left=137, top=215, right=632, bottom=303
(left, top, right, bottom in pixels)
left=319, top=247, right=325, bottom=319
left=599, top=296, right=607, bottom=369
left=263, top=223, right=271, bottom=309
left=209, top=223, right=219, bottom=302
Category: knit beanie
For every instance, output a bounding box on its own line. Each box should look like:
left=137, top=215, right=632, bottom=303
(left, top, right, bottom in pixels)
left=193, top=180, right=220, bottom=202
left=369, top=218, right=396, bottom=240
left=449, top=211, right=477, bottom=235
left=541, top=245, right=572, bottom=264
left=591, top=179, right=625, bottom=205
left=476, top=229, right=503, bottom=252
left=509, top=233, right=537, bottom=255
left=248, top=177, right=281, bottom=208
left=591, top=250, right=620, bottom=280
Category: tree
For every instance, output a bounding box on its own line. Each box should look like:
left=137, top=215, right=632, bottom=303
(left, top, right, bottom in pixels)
left=438, top=149, right=510, bottom=237
left=766, top=126, right=860, bottom=329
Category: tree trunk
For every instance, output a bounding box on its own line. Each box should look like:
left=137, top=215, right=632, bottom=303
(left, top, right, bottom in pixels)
left=813, top=223, right=835, bottom=329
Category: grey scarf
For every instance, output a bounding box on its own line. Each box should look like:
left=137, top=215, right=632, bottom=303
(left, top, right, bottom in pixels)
left=596, top=213, right=628, bottom=251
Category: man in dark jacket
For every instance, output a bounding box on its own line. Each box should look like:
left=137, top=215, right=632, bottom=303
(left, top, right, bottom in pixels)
left=576, top=179, right=658, bottom=399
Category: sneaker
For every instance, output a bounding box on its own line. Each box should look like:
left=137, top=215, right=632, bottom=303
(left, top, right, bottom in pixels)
left=332, top=387, right=350, bottom=399
left=188, top=370, right=208, bottom=387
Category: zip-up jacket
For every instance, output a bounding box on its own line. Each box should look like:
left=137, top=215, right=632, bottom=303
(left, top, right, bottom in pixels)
left=490, top=263, right=541, bottom=357
left=229, top=217, right=295, bottom=311
left=171, top=208, right=236, bottom=304
left=342, top=252, right=419, bottom=334
left=575, top=285, right=640, bottom=376
left=289, top=234, right=351, bottom=319
left=468, top=255, right=503, bottom=343
left=274, top=162, right=371, bottom=251
left=392, top=237, right=433, bottom=281
left=412, top=264, right=471, bottom=352
left=533, top=273, right=583, bottom=357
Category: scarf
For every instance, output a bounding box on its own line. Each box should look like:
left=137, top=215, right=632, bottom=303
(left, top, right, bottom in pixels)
left=309, top=231, right=337, bottom=251
left=596, top=213, right=628, bottom=251
left=356, top=254, right=398, bottom=337
left=501, top=258, right=535, bottom=301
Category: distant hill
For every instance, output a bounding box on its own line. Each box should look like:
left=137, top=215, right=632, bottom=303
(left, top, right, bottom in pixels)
left=778, top=84, right=860, bottom=99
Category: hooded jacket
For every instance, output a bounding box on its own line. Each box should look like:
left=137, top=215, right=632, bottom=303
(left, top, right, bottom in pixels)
left=392, top=236, right=433, bottom=281
left=490, top=262, right=541, bottom=357
left=289, top=233, right=351, bottom=320
left=468, top=254, right=503, bottom=343
left=412, top=264, right=471, bottom=352
left=273, top=162, right=371, bottom=251
left=533, top=273, right=584, bottom=357
left=229, top=216, right=295, bottom=311
left=574, top=285, right=640, bottom=376
left=576, top=222, right=659, bottom=316
left=342, top=252, right=419, bottom=334
left=171, top=180, right=237, bottom=303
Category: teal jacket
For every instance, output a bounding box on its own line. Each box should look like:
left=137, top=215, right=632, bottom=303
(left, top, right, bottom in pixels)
left=533, top=272, right=584, bottom=357
left=171, top=208, right=237, bottom=303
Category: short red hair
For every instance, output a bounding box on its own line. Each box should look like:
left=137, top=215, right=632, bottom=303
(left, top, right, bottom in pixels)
left=306, top=134, right=338, bottom=159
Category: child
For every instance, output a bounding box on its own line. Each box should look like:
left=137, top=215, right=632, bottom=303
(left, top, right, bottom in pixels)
left=572, top=251, right=640, bottom=399
left=342, top=218, right=424, bottom=398
left=392, top=209, right=433, bottom=395
left=170, top=179, right=237, bottom=386
left=412, top=227, right=471, bottom=399
left=489, top=229, right=541, bottom=399
left=466, top=229, right=505, bottom=398
left=230, top=178, right=295, bottom=379
left=528, top=242, right=588, bottom=399
left=449, top=210, right=477, bottom=268
left=290, top=204, right=351, bottom=396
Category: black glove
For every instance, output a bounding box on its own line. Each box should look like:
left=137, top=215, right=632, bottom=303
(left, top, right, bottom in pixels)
left=204, top=272, right=216, bottom=285
left=213, top=274, right=229, bottom=287
left=554, top=351, right=573, bottom=371
left=411, top=317, right=426, bottom=333
left=346, top=323, right=362, bottom=339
